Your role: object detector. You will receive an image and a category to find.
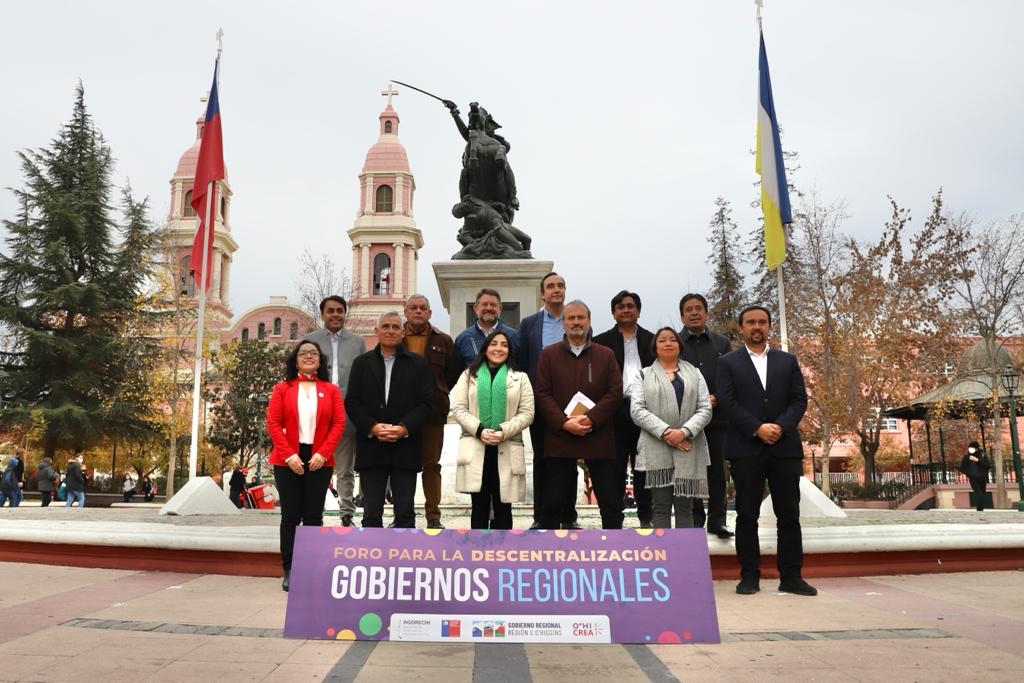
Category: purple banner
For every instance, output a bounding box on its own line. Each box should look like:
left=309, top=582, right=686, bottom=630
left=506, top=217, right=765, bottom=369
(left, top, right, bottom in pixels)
left=284, top=527, right=719, bottom=644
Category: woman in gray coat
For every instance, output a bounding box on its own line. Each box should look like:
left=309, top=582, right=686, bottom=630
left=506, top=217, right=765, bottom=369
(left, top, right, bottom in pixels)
left=451, top=331, right=534, bottom=529
left=36, top=456, right=58, bottom=507
left=629, top=327, right=712, bottom=528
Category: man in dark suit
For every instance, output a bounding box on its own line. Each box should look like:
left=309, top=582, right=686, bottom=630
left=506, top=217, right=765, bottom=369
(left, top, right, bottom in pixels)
left=593, top=290, right=655, bottom=527
left=344, top=312, right=434, bottom=528
left=679, top=292, right=735, bottom=539
left=717, top=305, right=816, bottom=596
left=519, top=272, right=578, bottom=528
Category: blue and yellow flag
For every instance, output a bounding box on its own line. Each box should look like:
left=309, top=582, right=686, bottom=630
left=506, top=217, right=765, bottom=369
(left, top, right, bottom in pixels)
left=755, top=30, right=791, bottom=271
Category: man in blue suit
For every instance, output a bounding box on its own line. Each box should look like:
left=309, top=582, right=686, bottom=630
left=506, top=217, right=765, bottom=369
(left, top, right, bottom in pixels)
left=519, top=272, right=577, bottom=528
left=717, top=305, right=816, bottom=597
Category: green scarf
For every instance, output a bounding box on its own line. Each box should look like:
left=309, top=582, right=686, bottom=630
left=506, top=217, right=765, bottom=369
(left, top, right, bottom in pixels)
left=476, top=363, right=508, bottom=430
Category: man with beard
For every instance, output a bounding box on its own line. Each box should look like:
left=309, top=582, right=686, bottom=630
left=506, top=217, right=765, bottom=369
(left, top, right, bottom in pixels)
left=679, top=293, right=735, bottom=539
left=717, top=305, right=815, bottom=597
left=454, top=288, right=523, bottom=369
left=534, top=300, right=623, bottom=529
left=593, top=290, right=655, bottom=528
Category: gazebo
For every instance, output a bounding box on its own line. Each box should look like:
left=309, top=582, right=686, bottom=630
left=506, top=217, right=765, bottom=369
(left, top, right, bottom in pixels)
left=884, top=340, right=1017, bottom=485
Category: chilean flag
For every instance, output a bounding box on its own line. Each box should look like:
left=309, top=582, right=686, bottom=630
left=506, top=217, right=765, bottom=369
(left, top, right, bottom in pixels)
left=190, top=60, right=225, bottom=292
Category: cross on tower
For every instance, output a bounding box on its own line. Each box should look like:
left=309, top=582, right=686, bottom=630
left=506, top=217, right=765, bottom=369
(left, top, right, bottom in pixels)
left=381, top=84, right=399, bottom=108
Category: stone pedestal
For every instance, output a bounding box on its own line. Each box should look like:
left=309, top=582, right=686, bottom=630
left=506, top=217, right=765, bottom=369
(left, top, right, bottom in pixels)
left=432, top=259, right=554, bottom=338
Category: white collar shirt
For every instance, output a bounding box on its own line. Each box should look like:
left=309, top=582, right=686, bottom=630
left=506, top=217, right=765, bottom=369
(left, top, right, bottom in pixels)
left=746, top=345, right=769, bottom=391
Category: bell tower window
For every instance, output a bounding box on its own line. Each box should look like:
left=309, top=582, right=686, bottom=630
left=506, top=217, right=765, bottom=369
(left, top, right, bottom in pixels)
left=183, top=190, right=196, bottom=218
left=373, top=253, right=392, bottom=295
left=375, top=185, right=393, bottom=213
left=384, top=120, right=393, bottom=134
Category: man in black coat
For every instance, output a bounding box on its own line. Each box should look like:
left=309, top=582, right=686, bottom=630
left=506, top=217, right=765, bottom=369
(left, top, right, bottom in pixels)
left=593, top=290, right=655, bottom=527
left=679, top=293, right=735, bottom=538
left=345, top=312, right=434, bottom=528
left=717, top=305, right=816, bottom=597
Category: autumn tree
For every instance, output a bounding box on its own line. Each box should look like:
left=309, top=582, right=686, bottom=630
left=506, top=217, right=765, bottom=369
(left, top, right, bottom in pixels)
left=204, top=340, right=285, bottom=473
left=706, top=197, right=746, bottom=341
left=949, top=212, right=1024, bottom=505
left=786, top=194, right=856, bottom=495
left=843, top=192, right=968, bottom=483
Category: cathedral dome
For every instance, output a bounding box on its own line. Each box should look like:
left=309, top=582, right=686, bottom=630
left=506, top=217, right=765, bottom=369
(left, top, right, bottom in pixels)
left=173, top=115, right=229, bottom=180
left=362, top=105, right=409, bottom=173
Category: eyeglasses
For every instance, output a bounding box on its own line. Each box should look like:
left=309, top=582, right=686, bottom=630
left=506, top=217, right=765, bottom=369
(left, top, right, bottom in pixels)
left=297, top=350, right=320, bottom=357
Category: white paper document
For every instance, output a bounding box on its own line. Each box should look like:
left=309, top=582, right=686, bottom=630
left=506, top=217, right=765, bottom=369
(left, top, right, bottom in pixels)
left=564, top=391, right=595, bottom=417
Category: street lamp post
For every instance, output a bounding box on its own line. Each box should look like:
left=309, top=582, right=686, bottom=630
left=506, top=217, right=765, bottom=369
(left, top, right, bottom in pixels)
left=999, top=366, right=1024, bottom=511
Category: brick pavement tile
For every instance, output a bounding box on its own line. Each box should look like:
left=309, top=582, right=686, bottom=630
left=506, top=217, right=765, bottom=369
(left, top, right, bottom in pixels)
left=282, top=639, right=353, bottom=665
left=84, top=631, right=206, bottom=661
left=362, top=641, right=474, bottom=668
left=354, top=666, right=474, bottom=683
left=525, top=644, right=649, bottom=682
left=259, top=662, right=334, bottom=682
left=185, top=636, right=303, bottom=663
left=143, top=659, right=278, bottom=683
left=13, top=657, right=171, bottom=683
left=699, top=641, right=845, bottom=670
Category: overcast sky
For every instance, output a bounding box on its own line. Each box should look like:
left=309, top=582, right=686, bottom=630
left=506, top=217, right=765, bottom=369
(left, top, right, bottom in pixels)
left=2, top=1, right=1022, bottom=334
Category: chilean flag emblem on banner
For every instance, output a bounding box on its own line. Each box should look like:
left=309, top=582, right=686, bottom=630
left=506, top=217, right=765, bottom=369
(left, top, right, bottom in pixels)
left=190, top=60, right=225, bottom=292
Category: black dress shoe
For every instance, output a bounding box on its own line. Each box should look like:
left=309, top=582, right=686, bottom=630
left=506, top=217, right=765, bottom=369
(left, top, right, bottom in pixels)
left=529, top=522, right=543, bottom=530
left=709, top=526, right=735, bottom=539
left=341, top=514, right=353, bottom=527
left=778, top=578, right=817, bottom=596
left=282, top=569, right=290, bottom=592
left=562, top=522, right=583, bottom=530
left=736, top=577, right=760, bottom=595
left=427, top=519, right=445, bottom=529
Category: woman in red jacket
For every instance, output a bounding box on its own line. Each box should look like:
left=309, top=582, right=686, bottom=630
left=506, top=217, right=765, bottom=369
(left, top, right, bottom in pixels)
left=266, top=340, right=345, bottom=591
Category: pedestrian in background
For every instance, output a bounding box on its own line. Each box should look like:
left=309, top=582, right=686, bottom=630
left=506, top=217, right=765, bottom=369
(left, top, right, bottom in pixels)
left=36, top=456, right=58, bottom=507
left=959, top=441, right=990, bottom=511
left=64, top=456, right=87, bottom=508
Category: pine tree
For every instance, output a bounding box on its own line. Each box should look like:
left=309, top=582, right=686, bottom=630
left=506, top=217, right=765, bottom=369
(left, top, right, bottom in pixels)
left=0, top=83, right=157, bottom=457
left=706, top=197, right=746, bottom=340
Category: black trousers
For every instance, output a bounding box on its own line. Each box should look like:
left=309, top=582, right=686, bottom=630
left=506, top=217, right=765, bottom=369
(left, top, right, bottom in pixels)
left=273, top=444, right=333, bottom=570
left=530, top=421, right=577, bottom=525
left=969, top=476, right=988, bottom=511
left=540, top=458, right=623, bottom=530
left=693, top=424, right=728, bottom=530
left=614, top=400, right=651, bottom=523
left=471, top=446, right=513, bottom=529
left=729, top=455, right=804, bottom=581
left=361, top=467, right=417, bottom=528
left=40, top=491, right=52, bottom=507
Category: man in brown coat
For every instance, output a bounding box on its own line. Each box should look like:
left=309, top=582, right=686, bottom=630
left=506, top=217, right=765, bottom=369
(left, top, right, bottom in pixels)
left=535, top=300, right=624, bottom=529
left=402, top=295, right=461, bottom=528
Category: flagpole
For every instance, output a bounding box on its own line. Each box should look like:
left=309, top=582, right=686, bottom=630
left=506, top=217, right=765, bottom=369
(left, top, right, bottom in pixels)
left=776, top=262, right=789, bottom=352
left=186, top=33, right=223, bottom=482
left=188, top=181, right=214, bottom=481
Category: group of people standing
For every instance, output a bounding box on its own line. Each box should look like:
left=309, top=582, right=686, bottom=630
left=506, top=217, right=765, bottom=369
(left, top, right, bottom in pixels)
left=0, top=452, right=87, bottom=508
left=264, top=273, right=818, bottom=597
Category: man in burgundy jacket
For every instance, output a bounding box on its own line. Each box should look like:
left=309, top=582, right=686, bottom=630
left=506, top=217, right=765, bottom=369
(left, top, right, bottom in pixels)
left=534, top=300, right=623, bottom=529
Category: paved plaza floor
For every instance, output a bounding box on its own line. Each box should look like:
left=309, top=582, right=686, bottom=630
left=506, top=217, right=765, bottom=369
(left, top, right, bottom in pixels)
left=0, top=560, right=1022, bottom=682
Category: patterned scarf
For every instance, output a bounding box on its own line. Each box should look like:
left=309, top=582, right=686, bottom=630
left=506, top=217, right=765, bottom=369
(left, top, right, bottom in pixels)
left=475, top=363, right=508, bottom=430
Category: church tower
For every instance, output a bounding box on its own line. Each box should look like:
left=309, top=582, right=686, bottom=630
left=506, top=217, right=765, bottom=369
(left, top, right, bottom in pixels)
left=163, top=101, right=238, bottom=331
left=346, top=85, right=424, bottom=340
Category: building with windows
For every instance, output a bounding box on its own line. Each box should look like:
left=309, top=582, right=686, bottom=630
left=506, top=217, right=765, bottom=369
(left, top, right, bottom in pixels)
left=344, top=88, right=424, bottom=341
left=219, top=296, right=315, bottom=346
left=163, top=105, right=238, bottom=336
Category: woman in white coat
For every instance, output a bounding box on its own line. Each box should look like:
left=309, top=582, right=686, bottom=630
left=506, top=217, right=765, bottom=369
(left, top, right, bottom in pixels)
left=450, top=331, right=535, bottom=529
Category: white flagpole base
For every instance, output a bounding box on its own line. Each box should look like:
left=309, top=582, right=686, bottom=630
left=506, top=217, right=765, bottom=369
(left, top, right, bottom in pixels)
left=160, top=476, right=242, bottom=516
left=761, top=477, right=848, bottom=519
